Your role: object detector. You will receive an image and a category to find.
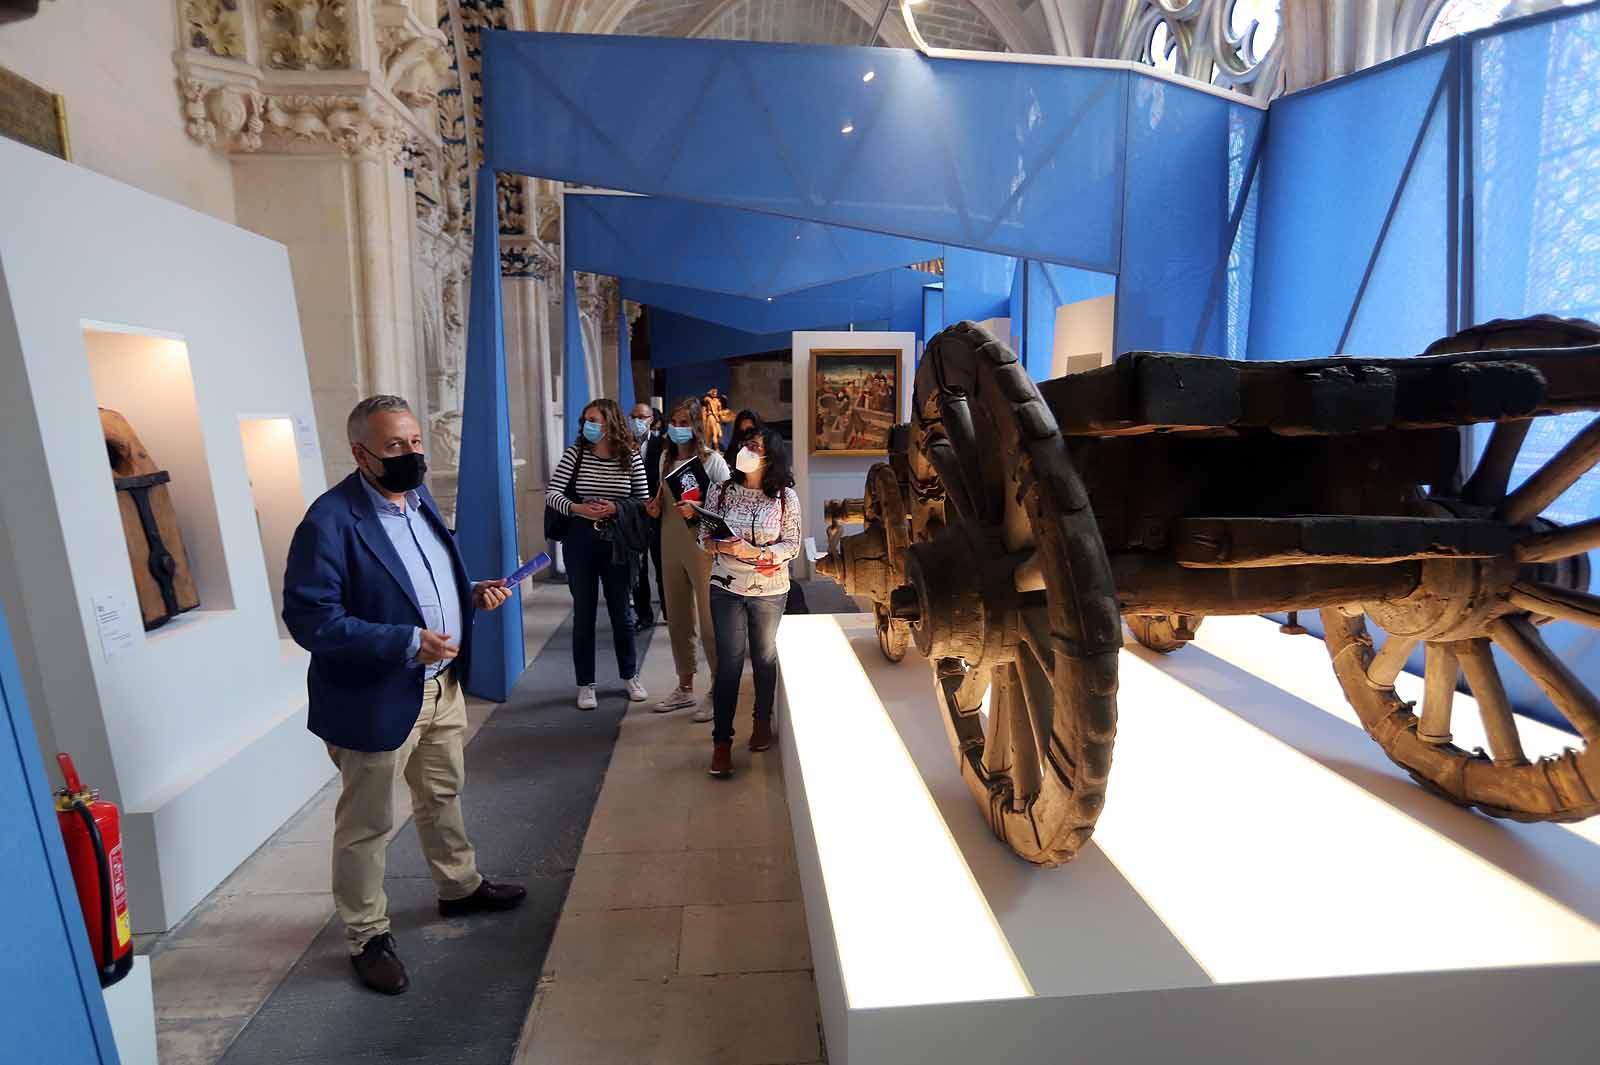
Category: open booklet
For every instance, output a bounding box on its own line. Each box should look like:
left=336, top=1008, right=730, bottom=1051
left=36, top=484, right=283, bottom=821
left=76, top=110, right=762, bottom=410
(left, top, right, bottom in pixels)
left=682, top=499, right=739, bottom=542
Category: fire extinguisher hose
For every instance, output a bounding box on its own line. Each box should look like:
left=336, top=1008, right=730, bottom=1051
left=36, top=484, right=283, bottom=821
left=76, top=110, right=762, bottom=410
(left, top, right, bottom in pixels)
left=70, top=799, right=117, bottom=982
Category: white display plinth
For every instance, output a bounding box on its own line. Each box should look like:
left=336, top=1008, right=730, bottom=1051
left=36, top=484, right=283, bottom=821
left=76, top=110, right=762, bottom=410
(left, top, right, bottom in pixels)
left=103, top=956, right=156, bottom=1065
left=0, top=139, right=334, bottom=930
left=777, top=614, right=1600, bottom=1064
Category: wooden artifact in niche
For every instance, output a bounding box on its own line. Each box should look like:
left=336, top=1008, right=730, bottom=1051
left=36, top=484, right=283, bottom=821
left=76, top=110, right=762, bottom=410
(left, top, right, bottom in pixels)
left=101, top=409, right=200, bottom=630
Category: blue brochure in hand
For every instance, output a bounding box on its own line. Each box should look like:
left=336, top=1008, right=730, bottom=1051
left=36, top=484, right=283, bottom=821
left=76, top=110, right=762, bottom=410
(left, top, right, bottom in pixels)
left=503, top=551, right=553, bottom=585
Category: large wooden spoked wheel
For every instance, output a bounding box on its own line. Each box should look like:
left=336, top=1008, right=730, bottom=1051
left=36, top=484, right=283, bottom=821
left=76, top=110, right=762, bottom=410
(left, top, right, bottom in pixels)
left=905, top=322, right=1123, bottom=865
left=1323, top=317, right=1600, bottom=822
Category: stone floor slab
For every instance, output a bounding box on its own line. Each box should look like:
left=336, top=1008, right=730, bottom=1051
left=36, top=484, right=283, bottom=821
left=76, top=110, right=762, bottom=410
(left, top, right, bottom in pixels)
left=541, top=905, right=683, bottom=981
left=565, top=846, right=799, bottom=911
left=678, top=901, right=812, bottom=976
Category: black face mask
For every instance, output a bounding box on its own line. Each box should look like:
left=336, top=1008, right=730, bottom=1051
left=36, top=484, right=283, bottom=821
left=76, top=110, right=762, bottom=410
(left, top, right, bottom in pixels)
left=361, top=446, right=427, bottom=494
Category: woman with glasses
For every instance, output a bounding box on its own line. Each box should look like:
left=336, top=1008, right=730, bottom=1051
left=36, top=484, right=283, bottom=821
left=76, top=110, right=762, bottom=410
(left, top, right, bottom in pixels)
left=697, top=427, right=801, bottom=778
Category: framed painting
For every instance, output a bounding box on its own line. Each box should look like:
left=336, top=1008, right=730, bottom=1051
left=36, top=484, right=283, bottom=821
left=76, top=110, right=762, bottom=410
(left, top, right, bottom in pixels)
left=810, top=349, right=900, bottom=456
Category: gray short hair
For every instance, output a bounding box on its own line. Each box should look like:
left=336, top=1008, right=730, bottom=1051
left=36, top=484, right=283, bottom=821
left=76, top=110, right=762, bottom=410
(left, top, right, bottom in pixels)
left=347, top=395, right=413, bottom=444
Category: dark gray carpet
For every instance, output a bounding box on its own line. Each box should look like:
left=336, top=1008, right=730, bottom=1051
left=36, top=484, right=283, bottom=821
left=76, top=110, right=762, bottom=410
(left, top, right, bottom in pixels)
left=218, top=615, right=650, bottom=1065
left=791, top=577, right=864, bottom=616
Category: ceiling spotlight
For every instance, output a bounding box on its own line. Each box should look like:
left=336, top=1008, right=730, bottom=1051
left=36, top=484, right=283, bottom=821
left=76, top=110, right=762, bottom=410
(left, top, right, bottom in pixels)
left=862, top=70, right=875, bottom=83
left=766, top=297, right=774, bottom=302
left=841, top=123, right=855, bottom=135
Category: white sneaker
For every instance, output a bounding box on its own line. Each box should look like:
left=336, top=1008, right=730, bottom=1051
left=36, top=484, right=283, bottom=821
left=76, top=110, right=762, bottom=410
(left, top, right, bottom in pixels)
left=654, top=686, right=695, bottom=713
left=576, top=685, right=597, bottom=711
left=625, top=676, right=648, bottom=702
left=691, top=696, right=714, bottom=723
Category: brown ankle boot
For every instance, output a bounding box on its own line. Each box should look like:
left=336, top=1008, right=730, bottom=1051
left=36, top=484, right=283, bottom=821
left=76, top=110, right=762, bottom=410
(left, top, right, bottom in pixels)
left=748, top=718, right=774, bottom=752
left=709, top=741, right=733, bottom=778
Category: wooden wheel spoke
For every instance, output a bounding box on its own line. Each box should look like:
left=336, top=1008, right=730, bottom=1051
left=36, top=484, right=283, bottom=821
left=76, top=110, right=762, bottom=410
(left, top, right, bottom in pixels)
left=1463, top=419, right=1531, bottom=506
left=1418, top=642, right=1458, bottom=745
left=980, top=667, right=1013, bottom=777
left=999, top=663, right=1044, bottom=803
left=1508, top=581, right=1600, bottom=632
left=1015, top=627, right=1056, bottom=757
left=1515, top=516, right=1600, bottom=564
left=1488, top=615, right=1600, bottom=744
left=937, top=389, right=1000, bottom=525
left=1500, top=414, right=1600, bottom=525
left=1457, top=639, right=1528, bottom=766
left=925, top=440, right=978, bottom=523
left=1366, top=634, right=1418, bottom=689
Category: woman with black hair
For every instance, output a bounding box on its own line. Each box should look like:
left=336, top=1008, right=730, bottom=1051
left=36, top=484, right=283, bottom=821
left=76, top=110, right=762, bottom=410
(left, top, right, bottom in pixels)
left=546, top=398, right=650, bottom=710
left=722, top=409, right=763, bottom=475
left=697, top=427, right=802, bottom=778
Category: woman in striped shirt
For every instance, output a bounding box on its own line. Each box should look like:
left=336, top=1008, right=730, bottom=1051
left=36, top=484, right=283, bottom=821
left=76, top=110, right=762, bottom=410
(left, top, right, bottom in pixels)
left=547, top=399, right=650, bottom=710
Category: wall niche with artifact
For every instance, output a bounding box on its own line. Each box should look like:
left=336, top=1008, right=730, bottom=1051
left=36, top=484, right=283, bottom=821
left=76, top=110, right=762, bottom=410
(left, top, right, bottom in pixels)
left=83, top=327, right=233, bottom=630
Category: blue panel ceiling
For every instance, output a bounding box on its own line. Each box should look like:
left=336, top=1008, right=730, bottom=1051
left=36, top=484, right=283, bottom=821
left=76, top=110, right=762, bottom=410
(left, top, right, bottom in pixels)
left=566, top=193, right=939, bottom=299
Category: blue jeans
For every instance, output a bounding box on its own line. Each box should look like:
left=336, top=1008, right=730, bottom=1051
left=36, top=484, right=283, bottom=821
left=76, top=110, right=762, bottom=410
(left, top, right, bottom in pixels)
left=564, top=520, right=637, bottom=687
left=709, top=586, right=786, bottom=745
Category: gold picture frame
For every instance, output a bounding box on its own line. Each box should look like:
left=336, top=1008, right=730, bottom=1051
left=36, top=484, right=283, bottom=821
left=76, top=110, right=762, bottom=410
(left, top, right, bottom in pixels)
left=0, top=65, right=71, bottom=161
left=810, top=348, right=901, bottom=456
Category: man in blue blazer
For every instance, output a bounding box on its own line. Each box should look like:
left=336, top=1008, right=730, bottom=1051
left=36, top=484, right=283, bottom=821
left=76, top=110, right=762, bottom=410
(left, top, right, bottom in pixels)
left=283, top=395, right=524, bottom=995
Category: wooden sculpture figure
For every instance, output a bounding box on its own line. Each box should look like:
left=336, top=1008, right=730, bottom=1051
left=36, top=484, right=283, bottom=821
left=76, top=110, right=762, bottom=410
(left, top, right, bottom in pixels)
left=818, top=316, right=1600, bottom=866
left=101, top=409, right=200, bottom=629
left=701, top=387, right=734, bottom=448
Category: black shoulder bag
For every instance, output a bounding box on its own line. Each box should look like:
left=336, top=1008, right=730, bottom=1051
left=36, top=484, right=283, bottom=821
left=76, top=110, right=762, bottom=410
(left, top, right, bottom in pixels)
left=544, top=446, right=586, bottom=543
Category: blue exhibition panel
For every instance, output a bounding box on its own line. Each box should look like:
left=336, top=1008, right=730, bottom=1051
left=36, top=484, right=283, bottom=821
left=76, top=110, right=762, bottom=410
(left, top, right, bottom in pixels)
left=620, top=268, right=937, bottom=341
left=1116, top=78, right=1255, bottom=358
left=481, top=32, right=1130, bottom=272
left=942, top=246, right=1015, bottom=327
left=458, top=165, right=524, bottom=700
left=1022, top=261, right=1116, bottom=379
left=565, top=194, right=939, bottom=299
left=0, top=599, right=121, bottom=1063
left=1462, top=7, right=1600, bottom=729
left=1248, top=45, right=1454, bottom=359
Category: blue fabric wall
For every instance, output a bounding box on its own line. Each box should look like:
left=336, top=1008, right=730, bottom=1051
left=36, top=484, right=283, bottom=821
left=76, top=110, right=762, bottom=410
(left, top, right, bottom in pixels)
left=0, top=599, right=120, bottom=1063
left=566, top=194, right=939, bottom=299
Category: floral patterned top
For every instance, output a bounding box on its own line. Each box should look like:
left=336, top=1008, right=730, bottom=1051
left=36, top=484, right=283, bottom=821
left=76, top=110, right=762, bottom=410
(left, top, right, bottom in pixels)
left=698, top=480, right=802, bottom=598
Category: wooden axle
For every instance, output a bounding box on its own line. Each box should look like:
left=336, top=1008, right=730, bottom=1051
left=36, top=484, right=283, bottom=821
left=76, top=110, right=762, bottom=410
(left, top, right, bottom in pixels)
left=1009, top=550, right=1421, bottom=617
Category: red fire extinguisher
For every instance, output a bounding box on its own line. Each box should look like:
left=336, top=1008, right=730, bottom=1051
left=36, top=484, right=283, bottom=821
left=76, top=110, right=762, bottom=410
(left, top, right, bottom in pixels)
left=55, top=753, right=133, bottom=988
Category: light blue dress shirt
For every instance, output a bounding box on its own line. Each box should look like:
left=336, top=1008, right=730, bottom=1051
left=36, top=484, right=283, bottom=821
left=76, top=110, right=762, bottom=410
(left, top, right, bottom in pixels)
left=360, top=476, right=465, bottom=679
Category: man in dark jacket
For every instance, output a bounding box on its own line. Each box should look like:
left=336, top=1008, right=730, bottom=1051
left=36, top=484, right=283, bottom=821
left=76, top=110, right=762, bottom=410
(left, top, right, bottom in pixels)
left=282, top=395, right=524, bottom=996
left=630, top=402, right=667, bottom=629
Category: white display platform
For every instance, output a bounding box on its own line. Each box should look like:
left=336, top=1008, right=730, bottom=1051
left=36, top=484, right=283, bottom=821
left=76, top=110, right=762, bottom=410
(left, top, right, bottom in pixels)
left=0, top=138, right=334, bottom=930
left=103, top=957, right=156, bottom=1065
left=777, top=613, right=1600, bottom=1064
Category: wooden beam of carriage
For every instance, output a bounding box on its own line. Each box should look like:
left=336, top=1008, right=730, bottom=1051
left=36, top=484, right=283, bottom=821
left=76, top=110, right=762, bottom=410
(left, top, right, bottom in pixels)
left=1171, top=516, right=1516, bottom=569
left=1040, top=345, right=1600, bottom=437
left=1013, top=552, right=1422, bottom=616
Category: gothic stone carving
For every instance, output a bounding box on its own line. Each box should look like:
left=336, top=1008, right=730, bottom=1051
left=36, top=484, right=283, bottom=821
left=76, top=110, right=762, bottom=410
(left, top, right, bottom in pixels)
left=261, top=0, right=353, bottom=70
left=184, top=0, right=246, bottom=58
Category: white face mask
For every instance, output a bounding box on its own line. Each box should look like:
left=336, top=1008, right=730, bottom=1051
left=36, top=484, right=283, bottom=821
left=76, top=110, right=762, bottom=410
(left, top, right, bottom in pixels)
left=735, top=447, right=763, bottom=474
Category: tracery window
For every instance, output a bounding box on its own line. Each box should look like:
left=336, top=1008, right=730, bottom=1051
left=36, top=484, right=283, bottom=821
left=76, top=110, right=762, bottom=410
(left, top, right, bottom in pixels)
left=1127, top=0, right=1284, bottom=100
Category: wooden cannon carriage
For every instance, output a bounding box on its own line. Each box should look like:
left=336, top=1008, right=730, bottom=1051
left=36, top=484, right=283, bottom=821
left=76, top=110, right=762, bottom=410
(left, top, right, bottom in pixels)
left=816, top=316, right=1600, bottom=865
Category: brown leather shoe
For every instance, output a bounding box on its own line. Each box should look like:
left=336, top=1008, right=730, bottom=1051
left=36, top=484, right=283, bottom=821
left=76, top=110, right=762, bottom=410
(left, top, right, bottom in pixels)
left=351, top=932, right=409, bottom=995
left=438, top=879, right=527, bottom=918
left=709, top=741, right=733, bottom=778
left=748, top=718, right=775, bottom=752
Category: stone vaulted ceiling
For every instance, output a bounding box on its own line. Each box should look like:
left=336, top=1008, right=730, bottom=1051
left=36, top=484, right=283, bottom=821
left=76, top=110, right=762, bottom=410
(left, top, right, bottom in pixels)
left=615, top=0, right=1010, bottom=52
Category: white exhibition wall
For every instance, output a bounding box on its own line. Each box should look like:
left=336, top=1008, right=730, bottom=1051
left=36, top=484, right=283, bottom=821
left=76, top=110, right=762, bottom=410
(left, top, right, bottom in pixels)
left=789, top=331, right=916, bottom=578
left=0, top=137, right=333, bottom=930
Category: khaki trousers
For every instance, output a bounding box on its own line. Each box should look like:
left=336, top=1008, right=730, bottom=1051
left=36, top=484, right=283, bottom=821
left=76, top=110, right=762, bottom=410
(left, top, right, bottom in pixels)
left=661, top=507, right=717, bottom=683
left=326, top=668, right=482, bottom=954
